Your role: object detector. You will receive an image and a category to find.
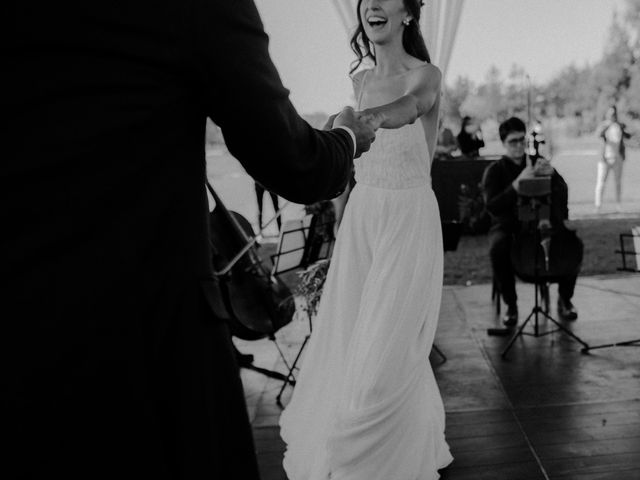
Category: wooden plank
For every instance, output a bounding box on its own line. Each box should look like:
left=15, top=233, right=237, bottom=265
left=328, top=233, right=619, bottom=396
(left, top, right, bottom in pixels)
left=449, top=431, right=528, bottom=453
left=519, top=411, right=640, bottom=430
left=445, top=409, right=516, bottom=426
left=526, top=422, right=640, bottom=445
left=516, top=400, right=640, bottom=420
left=446, top=419, right=521, bottom=439
left=535, top=436, right=640, bottom=460
left=552, top=469, right=640, bottom=480
left=446, top=445, right=533, bottom=468
left=440, top=461, right=544, bottom=480
left=516, top=405, right=640, bottom=426
left=543, top=452, right=640, bottom=477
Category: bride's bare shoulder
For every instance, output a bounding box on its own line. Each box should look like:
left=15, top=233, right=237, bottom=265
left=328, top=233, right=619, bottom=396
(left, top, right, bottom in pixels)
left=410, top=62, right=441, bottom=80
left=351, top=68, right=372, bottom=86
left=407, top=63, right=442, bottom=91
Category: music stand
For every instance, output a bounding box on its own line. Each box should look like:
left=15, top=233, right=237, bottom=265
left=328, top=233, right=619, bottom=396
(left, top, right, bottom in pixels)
left=501, top=177, right=589, bottom=358
left=271, top=217, right=312, bottom=276
left=271, top=212, right=336, bottom=407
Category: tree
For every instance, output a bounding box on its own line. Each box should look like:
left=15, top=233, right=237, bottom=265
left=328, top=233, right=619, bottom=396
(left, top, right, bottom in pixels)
left=542, top=63, right=598, bottom=127
left=596, top=12, right=634, bottom=114
left=503, top=63, right=529, bottom=120
left=459, top=95, right=495, bottom=122
left=442, top=75, right=474, bottom=126
left=624, top=0, right=640, bottom=47
left=440, top=0, right=640, bottom=137
left=475, top=65, right=505, bottom=120
left=623, top=0, right=640, bottom=118
left=627, top=62, right=640, bottom=117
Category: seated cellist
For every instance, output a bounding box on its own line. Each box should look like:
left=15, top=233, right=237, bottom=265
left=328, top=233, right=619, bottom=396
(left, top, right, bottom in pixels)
left=482, top=117, right=582, bottom=327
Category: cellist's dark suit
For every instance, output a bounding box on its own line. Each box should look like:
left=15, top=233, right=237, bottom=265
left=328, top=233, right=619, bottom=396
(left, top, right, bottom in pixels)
left=4, top=1, right=357, bottom=478
left=482, top=155, right=581, bottom=311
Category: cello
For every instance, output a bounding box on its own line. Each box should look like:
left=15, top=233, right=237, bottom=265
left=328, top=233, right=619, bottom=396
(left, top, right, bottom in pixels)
left=206, top=181, right=295, bottom=341
left=509, top=173, right=583, bottom=285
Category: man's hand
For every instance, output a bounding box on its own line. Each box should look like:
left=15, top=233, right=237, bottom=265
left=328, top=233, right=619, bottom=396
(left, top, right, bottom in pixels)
left=333, top=106, right=376, bottom=158
left=533, top=157, right=554, bottom=177
left=323, top=114, right=338, bottom=131
left=512, top=155, right=536, bottom=193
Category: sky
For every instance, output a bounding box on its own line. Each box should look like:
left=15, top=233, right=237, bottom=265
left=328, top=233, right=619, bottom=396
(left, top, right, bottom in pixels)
left=253, top=0, right=627, bottom=115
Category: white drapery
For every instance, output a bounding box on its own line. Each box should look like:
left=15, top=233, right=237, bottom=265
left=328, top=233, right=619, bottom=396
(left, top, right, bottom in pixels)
left=330, top=0, right=465, bottom=80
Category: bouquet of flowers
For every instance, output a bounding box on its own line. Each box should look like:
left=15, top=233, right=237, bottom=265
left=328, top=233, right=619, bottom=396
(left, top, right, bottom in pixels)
left=295, top=259, right=331, bottom=319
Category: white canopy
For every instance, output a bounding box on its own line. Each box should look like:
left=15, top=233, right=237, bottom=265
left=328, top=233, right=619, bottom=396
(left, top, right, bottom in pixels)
left=331, top=0, right=465, bottom=80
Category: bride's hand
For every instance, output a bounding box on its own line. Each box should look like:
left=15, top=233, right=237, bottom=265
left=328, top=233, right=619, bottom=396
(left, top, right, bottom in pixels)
left=323, top=114, right=338, bottom=130
left=356, top=110, right=384, bottom=131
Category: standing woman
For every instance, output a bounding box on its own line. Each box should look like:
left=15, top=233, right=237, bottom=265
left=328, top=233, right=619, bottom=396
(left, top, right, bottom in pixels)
left=279, top=1, right=453, bottom=478
left=595, top=105, right=630, bottom=212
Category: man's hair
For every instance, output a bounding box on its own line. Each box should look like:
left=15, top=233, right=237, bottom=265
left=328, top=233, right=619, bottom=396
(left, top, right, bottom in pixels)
left=499, top=117, right=526, bottom=142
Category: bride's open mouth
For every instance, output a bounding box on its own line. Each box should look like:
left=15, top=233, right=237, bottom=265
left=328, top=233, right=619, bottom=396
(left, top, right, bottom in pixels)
left=366, top=15, right=388, bottom=29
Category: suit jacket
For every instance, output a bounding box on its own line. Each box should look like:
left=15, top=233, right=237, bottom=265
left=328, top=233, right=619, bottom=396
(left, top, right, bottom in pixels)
left=4, top=1, right=354, bottom=478
left=481, top=155, right=569, bottom=233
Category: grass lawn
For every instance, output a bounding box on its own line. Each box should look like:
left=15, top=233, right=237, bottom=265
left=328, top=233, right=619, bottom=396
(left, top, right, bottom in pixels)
left=444, top=216, right=640, bottom=286
left=208, top=139, right=640, bottom=287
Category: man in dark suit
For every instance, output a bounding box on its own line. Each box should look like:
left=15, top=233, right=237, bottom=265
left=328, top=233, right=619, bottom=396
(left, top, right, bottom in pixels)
left=482, top=117, right=580, bottom=327
left=4, top=1, right=374, bottom=478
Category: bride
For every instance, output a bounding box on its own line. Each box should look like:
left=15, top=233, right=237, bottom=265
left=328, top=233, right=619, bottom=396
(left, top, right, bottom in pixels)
left=279, top=0, right=453, bottom=478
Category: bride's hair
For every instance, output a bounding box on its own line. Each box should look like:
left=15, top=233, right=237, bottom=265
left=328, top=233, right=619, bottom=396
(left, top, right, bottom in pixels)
left=349, top=0, right=431, bottom=74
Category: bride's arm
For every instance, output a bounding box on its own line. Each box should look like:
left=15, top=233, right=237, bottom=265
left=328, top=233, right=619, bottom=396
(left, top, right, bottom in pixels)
left=359, top=64, right=441, bottom=129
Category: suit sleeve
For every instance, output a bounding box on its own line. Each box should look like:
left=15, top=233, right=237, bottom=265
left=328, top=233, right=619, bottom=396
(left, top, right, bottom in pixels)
left=482, top=163, right=517, bottom=217
left=189, top=0, right=353, bottom=204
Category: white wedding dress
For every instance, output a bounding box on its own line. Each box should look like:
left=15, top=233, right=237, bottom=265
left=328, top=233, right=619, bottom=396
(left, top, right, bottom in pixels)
left=279, top=73, right=453, bottom=480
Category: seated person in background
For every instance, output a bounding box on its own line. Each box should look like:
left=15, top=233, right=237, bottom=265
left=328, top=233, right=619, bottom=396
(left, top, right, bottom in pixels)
left=457, top=116, right=485, bottom=157
left=482, top=117, right=581, bottom=327
left=255, top=181, right=282, bottom=233
left=435, top=119, right=458, bottom=159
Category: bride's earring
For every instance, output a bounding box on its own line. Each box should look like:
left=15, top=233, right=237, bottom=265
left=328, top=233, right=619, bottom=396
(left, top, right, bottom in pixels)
left=402, top=18, right=411, bottom=26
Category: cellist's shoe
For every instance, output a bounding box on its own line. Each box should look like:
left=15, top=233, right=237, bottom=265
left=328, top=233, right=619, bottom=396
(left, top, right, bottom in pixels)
left=557, top=297, right=578, bottom=321
left=502, top=304, right=518, bottom=327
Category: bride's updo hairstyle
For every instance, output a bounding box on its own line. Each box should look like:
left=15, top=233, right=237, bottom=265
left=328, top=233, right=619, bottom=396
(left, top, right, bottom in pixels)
left=349, top=0, right=431, bottom=74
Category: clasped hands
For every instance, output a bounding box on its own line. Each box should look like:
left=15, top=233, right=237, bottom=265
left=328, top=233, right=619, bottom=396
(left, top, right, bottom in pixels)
left=325, top=107, right=384, bottom=158
left=512, top=155, right=555, bottom=193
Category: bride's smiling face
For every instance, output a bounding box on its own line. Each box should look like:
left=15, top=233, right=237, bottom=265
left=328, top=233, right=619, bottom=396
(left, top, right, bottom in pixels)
left=359, top=0, right=410, bottom=46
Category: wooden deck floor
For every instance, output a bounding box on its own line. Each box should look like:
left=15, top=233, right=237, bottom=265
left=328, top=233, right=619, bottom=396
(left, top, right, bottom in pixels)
left=238, top=274, right=640, bottom=480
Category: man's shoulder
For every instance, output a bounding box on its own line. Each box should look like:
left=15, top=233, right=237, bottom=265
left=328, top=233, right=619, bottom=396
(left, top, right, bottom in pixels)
left=487, top=156, right=509, bottom=172
left=482, top=156, right=508, bottom=183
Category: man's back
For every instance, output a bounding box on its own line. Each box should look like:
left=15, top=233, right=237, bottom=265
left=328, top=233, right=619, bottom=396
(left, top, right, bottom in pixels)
left=5, top=1, right=355, bottom=477
left=6, top=2, right=216, bottom=277
left=5, top=1, right=353, bottom=279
